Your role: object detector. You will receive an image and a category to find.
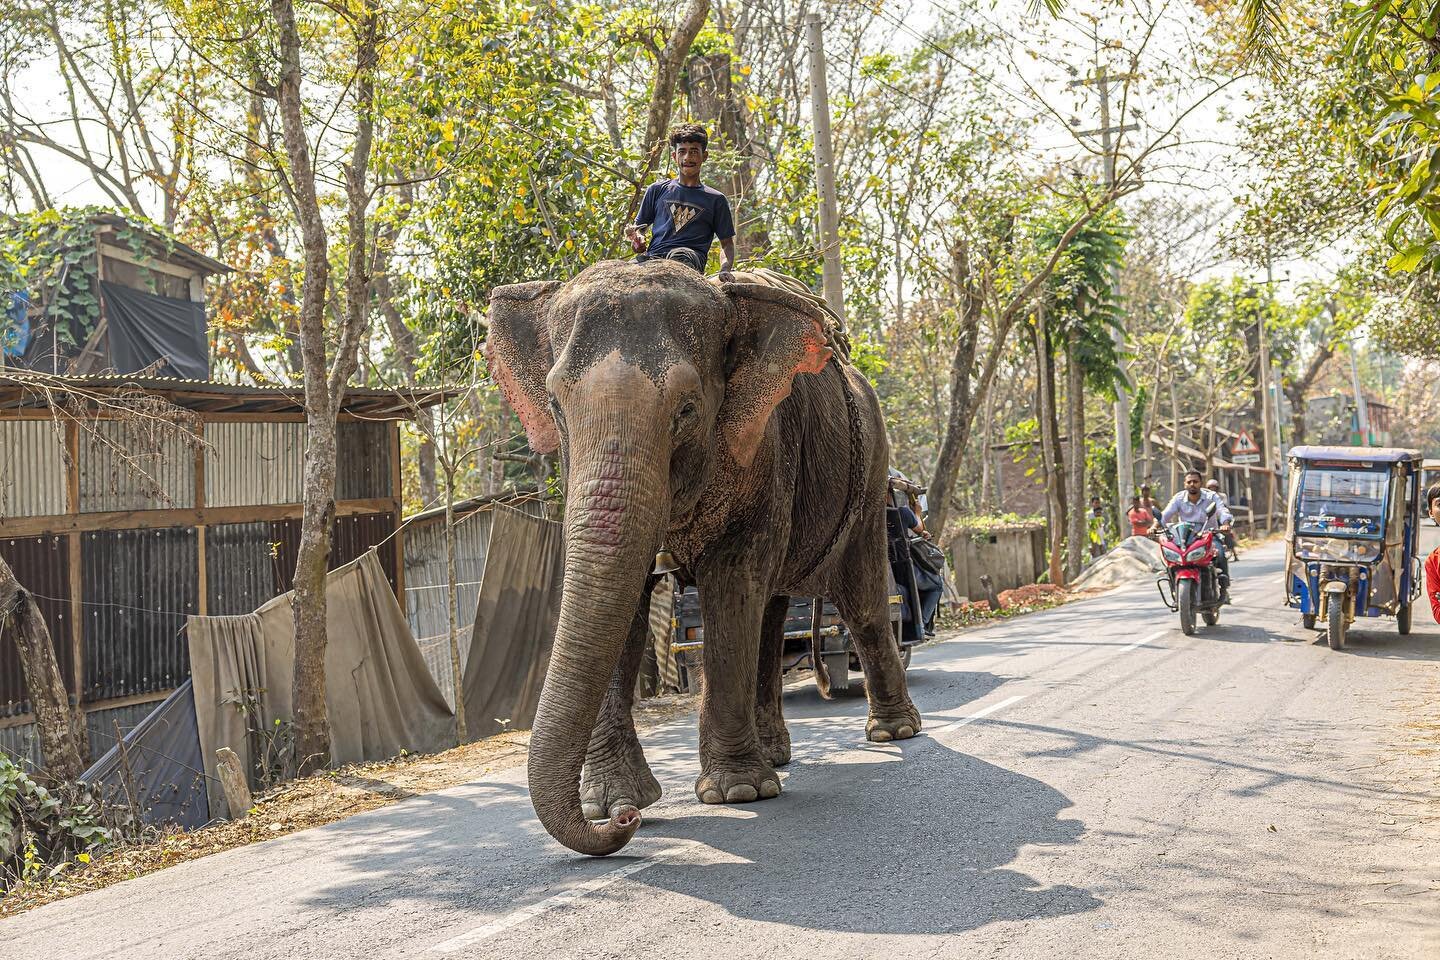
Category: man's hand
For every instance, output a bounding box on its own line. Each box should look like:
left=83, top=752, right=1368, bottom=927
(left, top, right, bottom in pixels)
left=625, top=224, right=646, bottom=253
left=718, top=261, right=735, bottom=282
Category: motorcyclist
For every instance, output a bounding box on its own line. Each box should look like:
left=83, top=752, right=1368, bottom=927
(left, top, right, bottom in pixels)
left=1157, top=469, right=1234, bottom=602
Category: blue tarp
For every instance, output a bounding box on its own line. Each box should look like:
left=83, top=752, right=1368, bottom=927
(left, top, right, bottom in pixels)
left=80, top=679, right=211, bottom=829
left=2, top=291, right=30, bottom=359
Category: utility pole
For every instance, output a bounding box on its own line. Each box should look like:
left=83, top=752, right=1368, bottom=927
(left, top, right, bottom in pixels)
left=1348, top=344, right=1371, bottom=446
left=1069, top=63, right=1136, bottom=528
left=805, top=12, right=845, bottom=321
left=1259, top=250, right=1279, bottom=533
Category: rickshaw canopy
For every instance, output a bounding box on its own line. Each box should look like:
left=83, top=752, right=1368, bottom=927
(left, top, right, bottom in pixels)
left=1287, top=446, right=1423, bottom=466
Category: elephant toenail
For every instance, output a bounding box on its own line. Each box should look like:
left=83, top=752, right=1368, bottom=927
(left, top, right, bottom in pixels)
left=726, top=784, right=759, bottom=803
left=759, top=780, right=781, bottom=799
left=700, top=788, right=724, bottom=804
left=896, top=725, right=914, bottom=739
left=870, top=729, right=894, bottom=742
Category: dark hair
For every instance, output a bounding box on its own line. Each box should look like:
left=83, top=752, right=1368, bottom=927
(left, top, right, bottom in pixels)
left=1428, top=483, right=1440, bottom=510
left=1140, top=484, right=1152, bottom=493
left=669, top=123, right=709, bottom=149
left=1184, top=470, right=1203, bottom=481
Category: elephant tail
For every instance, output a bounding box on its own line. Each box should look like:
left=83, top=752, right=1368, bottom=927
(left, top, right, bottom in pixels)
left=810, top=597, right=833, bottom=700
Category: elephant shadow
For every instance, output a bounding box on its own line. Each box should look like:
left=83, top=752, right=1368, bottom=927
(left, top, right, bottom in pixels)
left=634, top=738, right=1099, bottom=935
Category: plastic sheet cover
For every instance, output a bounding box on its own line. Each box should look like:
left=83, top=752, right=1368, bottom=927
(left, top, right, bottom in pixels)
left=99, top=280, right=208, bottom=379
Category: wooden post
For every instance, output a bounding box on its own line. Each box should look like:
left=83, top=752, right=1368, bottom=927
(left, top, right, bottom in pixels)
left=215, top=747, right=253, bottom=818
left=0, top=554, right=88, bottom=780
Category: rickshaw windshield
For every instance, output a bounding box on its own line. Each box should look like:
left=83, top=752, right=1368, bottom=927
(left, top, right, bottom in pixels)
left=1294, top=466, right=1388, bottom=539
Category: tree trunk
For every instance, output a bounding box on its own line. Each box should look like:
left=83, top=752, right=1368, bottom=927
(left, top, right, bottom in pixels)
left=1065, top=328, right=1088, bottom=581
left=1033, top=312, right=1066, bottom=588
left=624, top=0, right=712, bottom=225
left=1282, top=342, right=1334, bottom=451
left=0, top=556, right=87, bottom=780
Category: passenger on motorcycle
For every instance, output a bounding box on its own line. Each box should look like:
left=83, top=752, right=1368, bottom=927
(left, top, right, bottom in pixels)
left=1157, top=470, right=1234, bottom=602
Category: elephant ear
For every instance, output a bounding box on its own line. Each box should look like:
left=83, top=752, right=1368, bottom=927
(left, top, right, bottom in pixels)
left=485, top=280, right=563, bottom=454
left=719, top=283, right=835, bottom=468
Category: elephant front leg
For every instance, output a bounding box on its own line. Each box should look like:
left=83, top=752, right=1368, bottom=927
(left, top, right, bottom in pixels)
left=580, top=590, right=662, bottom=820
left=755, top=596, right=791, bottom=767
left=695, top=579, right=781, bottom=804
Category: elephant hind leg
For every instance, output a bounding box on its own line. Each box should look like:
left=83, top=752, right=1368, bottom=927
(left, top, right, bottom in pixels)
left=581, top=588, right=663, bottom=820
left=755, top=595, right=792, bottom=766
left=829, top=535, right=921, bottom=743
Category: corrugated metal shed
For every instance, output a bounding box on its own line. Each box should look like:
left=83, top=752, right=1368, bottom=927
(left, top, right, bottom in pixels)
left=0, top=419, right=67, bottom=518
left=270, top=513, right=396, bottom=596
left=79, top=419, right=196, bottom=512
left=333, top=512, right=397, bottom=589
left=337, top=420, right=392, bottom=500
left=206, top=522, right=282, bottom=616
left=0, top=722, right=41, bottom=769
left=205, top=421, right=305, bottom=507
left=0, top=535, right=73, bottom=718
left=82, top=527, right=197, bottom=702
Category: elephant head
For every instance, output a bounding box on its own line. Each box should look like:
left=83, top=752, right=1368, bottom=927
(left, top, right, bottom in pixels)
left=485, top=260, right=832, bottom=855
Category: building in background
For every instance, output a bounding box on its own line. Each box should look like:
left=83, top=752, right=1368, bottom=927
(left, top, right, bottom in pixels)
left=0, top=372, right=440, bottom=766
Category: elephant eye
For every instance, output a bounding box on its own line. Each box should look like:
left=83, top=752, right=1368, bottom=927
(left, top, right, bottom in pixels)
left=673, top=400, right=698, bottom=435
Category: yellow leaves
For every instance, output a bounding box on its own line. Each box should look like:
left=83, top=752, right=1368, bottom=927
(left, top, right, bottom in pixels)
left=512, top=201, right=530, bottom=223
left=480, top=174, right=493, bottom=188
left=519, top=8, right=533, bottom=25
left=77, top=853, right=91, bottom=865
left=516, top=183, right=528, bottom=197
left=441, top=119, right=455, bottom=143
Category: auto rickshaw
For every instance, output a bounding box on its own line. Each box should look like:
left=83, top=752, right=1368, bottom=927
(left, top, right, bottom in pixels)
left=1284, top=446, right=1424, bottom=650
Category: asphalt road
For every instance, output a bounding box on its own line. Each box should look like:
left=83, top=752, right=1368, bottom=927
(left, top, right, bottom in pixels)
left=6, top=541, right=1440, bottom=960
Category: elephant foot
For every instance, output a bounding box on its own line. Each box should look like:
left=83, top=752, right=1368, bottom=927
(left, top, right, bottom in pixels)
left=756, top=715, right=792, bottom=767
left=695, top=754, right=781, bottom=805
left=866, top=702, right=922, bottom=743
left=580, top=746, right=662, bottom=821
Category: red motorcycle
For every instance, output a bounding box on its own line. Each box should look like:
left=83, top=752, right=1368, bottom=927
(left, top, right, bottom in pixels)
left=1154, top=502, right=1225, bottom=635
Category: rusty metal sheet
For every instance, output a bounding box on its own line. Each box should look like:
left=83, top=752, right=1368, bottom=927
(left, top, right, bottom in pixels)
left=206, top=522, right=283, bottom=616
left=0, top=534, right=73, bottom=718
left=0, top=419, right=67, bottom=519
left=269, top=513, right=396, bottom=598
left=336, top=420, right=392, bottom=501
left=81, top=527, right=198, bottom=702
left=204, top=421, right=305, bottom=507
left=0, top=722, right=41, bottom=769
left=334, top=512, right=397, bottom=591
left=79, top=419, right=196, bottom=513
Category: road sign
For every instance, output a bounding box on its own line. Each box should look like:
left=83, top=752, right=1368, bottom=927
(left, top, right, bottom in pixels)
left=1232, top=428, right=1261, bottom=457
left=1233, top=453, right=1261, bottom=464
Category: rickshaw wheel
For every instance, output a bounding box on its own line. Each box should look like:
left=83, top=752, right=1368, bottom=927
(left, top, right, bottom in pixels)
left=1327, top=601, right=1346, bottom=650
left=1398, top=601, right=1412, bottom=636
left=1302, top=613, right=1316, bottom=630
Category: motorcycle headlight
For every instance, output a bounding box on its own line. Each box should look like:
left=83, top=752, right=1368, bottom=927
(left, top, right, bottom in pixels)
left=1161, top=546, right=1182, bottom=563
left=1294, top=537, right=1381, bottom=563
left=1185, top=544, right=1211, bottom=562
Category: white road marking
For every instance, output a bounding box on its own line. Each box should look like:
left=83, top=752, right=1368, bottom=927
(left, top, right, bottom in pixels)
left=428, top=842, right=695, bottom=953
left=931, top=694, right=1028, bottom=735
left=1120, top=629, right=1168, bottom=653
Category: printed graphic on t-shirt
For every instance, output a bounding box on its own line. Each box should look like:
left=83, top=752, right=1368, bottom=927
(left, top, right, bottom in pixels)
left=668, top=201, right=700, bottom=232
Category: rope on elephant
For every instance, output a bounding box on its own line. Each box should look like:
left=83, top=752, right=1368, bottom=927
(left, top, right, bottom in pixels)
left=716, top=266, right=852, bottom=364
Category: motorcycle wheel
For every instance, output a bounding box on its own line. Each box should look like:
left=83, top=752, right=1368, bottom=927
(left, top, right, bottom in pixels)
left=1302, top=613, right=1316, bottom=630
left=1398, top=601, right=1412, bottom=636
left=1178, top=579, right=1196, bottom=636
left=1327, top=598, right=1346, bottom=650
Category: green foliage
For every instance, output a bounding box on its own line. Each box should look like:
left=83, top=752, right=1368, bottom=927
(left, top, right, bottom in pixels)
left=1037, top=198, right=1131, bottom=399
left=0, top=758, right=111, bottom=890
left=0, top=207, right=162, bottom=352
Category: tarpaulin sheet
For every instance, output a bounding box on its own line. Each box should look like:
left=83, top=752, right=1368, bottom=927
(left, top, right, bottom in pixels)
left=100, top=280, right=208, bottom=379
left=186, top=550, right=454, bottom=818
left=80, top=679, right=210, bottom=829
left=462, top=505, right=565, bottom=740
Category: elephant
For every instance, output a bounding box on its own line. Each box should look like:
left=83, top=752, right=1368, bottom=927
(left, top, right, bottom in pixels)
left=485, top=259, right=921, bottom=857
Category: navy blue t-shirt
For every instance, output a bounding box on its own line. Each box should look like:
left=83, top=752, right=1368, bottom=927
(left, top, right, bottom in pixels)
left=636, top=179, right=735, bottom=268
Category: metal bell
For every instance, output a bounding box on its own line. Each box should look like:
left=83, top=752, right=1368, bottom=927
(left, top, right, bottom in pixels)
left=652, top=548, right=680, bottom=575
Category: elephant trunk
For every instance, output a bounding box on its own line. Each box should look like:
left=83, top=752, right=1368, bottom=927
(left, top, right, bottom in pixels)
left=528, top=411, right=667, bottom=857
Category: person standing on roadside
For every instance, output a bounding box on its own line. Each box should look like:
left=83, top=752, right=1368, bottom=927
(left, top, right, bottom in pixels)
left=1425, top=485, right=1440, bottom=624
left=1126, top=495, right=1154, bottom=538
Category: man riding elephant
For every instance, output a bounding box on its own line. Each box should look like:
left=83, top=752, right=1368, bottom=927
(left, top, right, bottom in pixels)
left=485, top=259, right=920, bottom=857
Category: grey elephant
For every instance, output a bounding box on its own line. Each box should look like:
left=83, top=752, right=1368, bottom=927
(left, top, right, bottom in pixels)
left=485, top=260, right=921, bottom=857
